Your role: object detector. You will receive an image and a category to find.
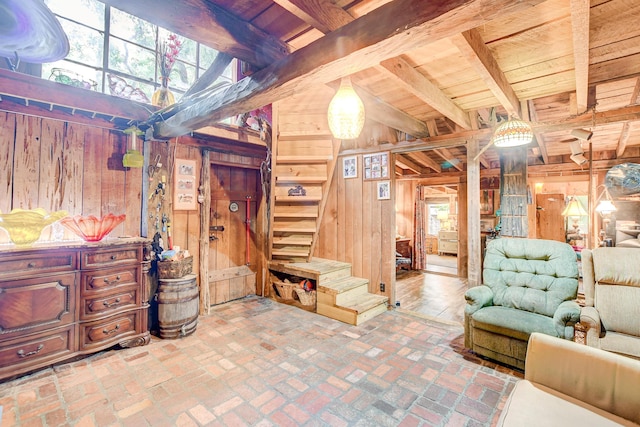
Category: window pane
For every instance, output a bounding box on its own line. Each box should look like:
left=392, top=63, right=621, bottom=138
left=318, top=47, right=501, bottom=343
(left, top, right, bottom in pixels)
left=110, top=8, right=156, bottom=50
left=56, top=19, right=104, bottom=68
left=106, top=74, right=153, bottom=104
left=109, top=37, right=156, bottom=82
left=45, top=0, right=104, bottom=30
left=167, top=61, right=196, bottom=92
left=45, top=62, right=102, bottom=92
left=199, top=45, right=218, bottom=70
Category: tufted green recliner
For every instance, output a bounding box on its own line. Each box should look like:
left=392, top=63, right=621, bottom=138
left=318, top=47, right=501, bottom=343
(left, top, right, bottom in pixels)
left=464, top=238, right=581, bottom=370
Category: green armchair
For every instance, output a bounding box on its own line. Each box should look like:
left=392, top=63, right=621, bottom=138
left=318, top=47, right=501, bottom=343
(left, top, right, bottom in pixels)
left=464, top=238, right=580, bottom=370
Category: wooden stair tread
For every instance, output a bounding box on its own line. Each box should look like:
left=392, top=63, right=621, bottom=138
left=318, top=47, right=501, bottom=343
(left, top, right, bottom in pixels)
left=335, top=293, right=389, bottom=314
left=268, top=258, right=352, bottom=278
left=317, top=276, right=369, bottom=294
left=275, top=196, right=322, bottom=202
left=272, top=226, right=316, bottom=233
left=272, top=236, right=313, bottom=245
left=276, top=176, right=327, bottom=183
left=272, top=248, right=310, bottom=257
left=273, top=211, right=318, bottom=218
left=277, top=155, right=332, bottom=163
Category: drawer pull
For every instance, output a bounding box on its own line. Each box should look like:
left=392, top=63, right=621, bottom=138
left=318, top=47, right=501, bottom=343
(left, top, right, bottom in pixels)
left=103, top=324, right=120, bottom=335
left=17, top=344, right=44, bottom=358
left=103, top=297, right=121, bottom=308
left=110, top=255, right=117, bottom=260
left=103, top=275, right=121, bottom=285
left=27, top=262, right=36, bottom=268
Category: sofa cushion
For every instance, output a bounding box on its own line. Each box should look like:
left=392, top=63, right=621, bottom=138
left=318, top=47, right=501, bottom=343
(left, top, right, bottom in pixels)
left=483, top=239, right=578, bottom=317
left=497, top=380, right=637, bottom=427
left=596, top=285, right=640, bottom=336
left=471, top=306, right=559, bottom=341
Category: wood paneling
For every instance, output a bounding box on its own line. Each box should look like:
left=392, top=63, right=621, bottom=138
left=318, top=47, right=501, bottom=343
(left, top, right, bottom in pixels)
left=1, top=112, right=143, bottom=245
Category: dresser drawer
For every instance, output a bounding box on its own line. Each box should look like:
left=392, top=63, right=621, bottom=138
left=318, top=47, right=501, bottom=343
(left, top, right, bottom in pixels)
left=80, top=266, right=140, bottom=295
left=0, top=272, right=77, bottom=340
left=439, top=231, right=458, bottom=240
left=0, top=250, right=76, bottom=279
left=80, top=287, right=139, bottom=320
left=0, top=326, right=75, bottom=377
left=78, top=310, right=142, bottom=352
left=80, top=245, right=141, bottom=269
left=439, top=240, right=458, bottom=253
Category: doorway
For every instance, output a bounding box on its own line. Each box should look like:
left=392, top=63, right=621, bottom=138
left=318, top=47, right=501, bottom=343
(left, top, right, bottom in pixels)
left=418, top=186, right=458, bottom=276
left=208, top=164, right=261, bottom=305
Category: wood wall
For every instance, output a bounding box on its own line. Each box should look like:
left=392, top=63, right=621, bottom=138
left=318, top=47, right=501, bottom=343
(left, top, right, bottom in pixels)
left=0, top=112, right=142, bottom=244
left=276, top=85, right=397, bottom=301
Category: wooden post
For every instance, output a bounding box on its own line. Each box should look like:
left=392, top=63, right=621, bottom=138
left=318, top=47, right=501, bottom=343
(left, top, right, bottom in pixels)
left=466, top=138, right=481, bottom=286
left=199, top=150, right=211, bottom=315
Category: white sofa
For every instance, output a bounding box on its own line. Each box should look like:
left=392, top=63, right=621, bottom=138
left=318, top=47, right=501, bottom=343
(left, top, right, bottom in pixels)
left=497, top=333, right=640, bottom=426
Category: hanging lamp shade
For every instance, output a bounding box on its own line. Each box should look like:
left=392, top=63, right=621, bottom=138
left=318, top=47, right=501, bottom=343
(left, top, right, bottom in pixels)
left=595, top=187, right=617, bottom=215
left=327, top=77, right=365, bottom=139
left=561, top=196, right=587, bottom=217
left=492, top=117, right=534, bottom=147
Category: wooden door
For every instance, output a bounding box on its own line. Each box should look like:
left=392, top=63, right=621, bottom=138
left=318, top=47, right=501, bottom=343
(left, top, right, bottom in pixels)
left=536, top=193, right=565, bottom=242
left=208, top=165, right=260, bottom=305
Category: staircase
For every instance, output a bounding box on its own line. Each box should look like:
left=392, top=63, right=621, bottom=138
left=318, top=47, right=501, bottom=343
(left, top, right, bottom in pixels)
left=268, top=258, right=389, bottom=325
left=269, top=136, right=339, bottom=261
left=267, top=134, right=388, bottom=324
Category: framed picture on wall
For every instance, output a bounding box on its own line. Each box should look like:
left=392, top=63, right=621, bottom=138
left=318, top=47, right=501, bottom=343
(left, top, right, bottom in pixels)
left=343, top=156, right=357, bottom=178
left=174, top=159, right=197, bottom=210
left=377, top=181, right=390, bottom=200
left=480, top=190, right=494, bottom=215
left=363, top=152, right=390, bottom=180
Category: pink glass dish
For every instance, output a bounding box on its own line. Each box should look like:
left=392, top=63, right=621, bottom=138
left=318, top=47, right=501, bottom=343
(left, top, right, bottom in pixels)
left=60, top=213, right=126, bottom=242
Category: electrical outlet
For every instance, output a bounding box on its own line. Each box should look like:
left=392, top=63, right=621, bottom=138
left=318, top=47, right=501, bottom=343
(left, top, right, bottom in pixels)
left=380, top=282, right=385, bottom=292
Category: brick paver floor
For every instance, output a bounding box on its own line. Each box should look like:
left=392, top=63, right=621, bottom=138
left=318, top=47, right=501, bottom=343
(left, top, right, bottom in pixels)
left=0, top=296, right=521, bottom=426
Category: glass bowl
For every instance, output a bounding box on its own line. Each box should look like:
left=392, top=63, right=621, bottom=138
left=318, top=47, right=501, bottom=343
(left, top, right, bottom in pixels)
left=60, top=213, right=126, bottom=242
left=0, top=208, right=68, bottom=246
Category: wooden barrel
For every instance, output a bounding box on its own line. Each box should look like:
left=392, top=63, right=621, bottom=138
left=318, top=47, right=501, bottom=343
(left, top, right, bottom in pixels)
left=157, top=273, right=198, bottom=339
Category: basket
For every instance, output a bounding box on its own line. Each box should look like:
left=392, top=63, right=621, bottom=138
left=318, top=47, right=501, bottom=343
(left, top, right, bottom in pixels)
left=158, top=256, right=193, bottom=279
left=294, top=288, right=316, bottom=306
left=273, top=281, right=296, bottom=300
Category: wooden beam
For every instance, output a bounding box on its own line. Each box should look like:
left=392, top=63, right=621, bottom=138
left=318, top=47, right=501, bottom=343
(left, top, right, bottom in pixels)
left=153, top=0, right=545, bottom=138
left=432, top=147, right=463, bottom=172
left=409, top=151, right=442, bottom=172
left=452, top=29, right=521, bottom=118
left=352, top=84, right=429, bottom=138
left=378, top=57, right=471, bottom=129
left=99, top=0, right=290, bottom=69
left=527, top=99, right=549, bottom=164
left=295, top=3, right=431, bottom=139
left=570, top=0, right=590, bottom=113
left=616, top=122, right=631, bottom=158
left=396, top=154, right=427, bottom=174
left=273, top=0, right=353, bottom=34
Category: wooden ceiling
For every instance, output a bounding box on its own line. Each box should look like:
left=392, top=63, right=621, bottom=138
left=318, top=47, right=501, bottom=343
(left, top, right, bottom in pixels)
left=100, top=0, right=640, bottom=177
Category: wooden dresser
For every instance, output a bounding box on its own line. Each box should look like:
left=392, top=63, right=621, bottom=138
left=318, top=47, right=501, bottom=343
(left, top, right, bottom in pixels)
left=438, top=230, right=458, bottom=255
left=0, top=238, right=150, bottom=380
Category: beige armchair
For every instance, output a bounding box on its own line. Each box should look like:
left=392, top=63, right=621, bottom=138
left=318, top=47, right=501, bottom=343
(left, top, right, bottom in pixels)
left=580, top=247, right=640, bottom=359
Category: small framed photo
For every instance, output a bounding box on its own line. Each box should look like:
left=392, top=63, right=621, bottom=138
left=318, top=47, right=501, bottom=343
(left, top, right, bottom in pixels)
left=343, top=156, right=357, bottom=178
left=363, top=152, right=390, bottom=180
left=174, top=159, right=197, bottom=210
left=377, top=181, right=390, bottom=200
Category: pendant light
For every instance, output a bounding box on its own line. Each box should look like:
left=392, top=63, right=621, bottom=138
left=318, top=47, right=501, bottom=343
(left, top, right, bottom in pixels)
left=327, top=77, right=365, bottom=139
left=492, top=117, right=534, bottom=148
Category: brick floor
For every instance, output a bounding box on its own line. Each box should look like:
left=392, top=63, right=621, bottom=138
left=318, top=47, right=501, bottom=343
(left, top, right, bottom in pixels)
left=0, top=296, right=522, bottom=426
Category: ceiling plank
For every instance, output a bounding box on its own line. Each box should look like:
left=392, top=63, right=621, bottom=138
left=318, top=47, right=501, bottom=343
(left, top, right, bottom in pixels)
left=432, top=148, right=463, bottom=172
left=378, top=57, right=472, bottom=129
left=451, top=29, right=521, bottom=118
left=152, top=0, right=546, bottom=138
left=570, top=0, right=590, bottom=113
left=98, top=0, right=290, bottom=69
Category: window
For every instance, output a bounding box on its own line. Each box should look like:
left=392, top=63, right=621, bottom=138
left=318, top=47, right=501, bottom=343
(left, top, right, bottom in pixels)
left=43, top=0, right=234, bottom=104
